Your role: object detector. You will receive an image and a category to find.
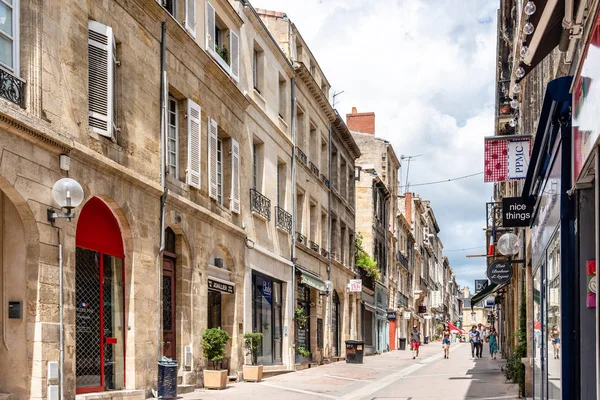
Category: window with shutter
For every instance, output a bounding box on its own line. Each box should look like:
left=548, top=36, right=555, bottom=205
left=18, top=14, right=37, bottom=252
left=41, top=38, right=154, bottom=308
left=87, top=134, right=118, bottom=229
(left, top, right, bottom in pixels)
left=231, top=138, right=240, bottom=214
left=0, top=0, right=19, bottom=73
left=186, top=100, right=201, bottom=189
left=88, top=20, right=116, bottom=139
left=185, top=0, right=196, bottom=38
left=208, top=117, right=218, bottom=199
left=230, top=31, right=239, bottom=81
left=205, top=1, right=215, bottom=52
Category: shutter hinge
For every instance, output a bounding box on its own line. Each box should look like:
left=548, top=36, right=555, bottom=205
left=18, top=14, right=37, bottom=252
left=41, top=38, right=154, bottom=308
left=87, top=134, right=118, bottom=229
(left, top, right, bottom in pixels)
left=115, top=60, right=121, bottom=66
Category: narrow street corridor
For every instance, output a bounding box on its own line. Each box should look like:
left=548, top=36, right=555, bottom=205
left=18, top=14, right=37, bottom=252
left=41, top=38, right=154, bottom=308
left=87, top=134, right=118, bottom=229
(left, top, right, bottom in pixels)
left=179, top=342, right=518, bottom=400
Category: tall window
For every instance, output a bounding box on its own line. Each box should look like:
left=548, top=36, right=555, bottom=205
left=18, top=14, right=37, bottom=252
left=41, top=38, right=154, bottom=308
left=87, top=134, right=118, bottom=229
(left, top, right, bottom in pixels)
left=0, top=0, right=18, bottom=73
left=253, top=142, right=258, bottom=189
left=216, top=138, right=223, bottom=204
left=167, top=97, right=178, bottom=177
left=162, top=0, right=176, bottom=17
left=277, top=162, right=286, bottom=207
left=253, top=49, right=259, bottom=90
left=253, top=46, right=264, bottom=93
left=278, top=73, right=287, bottom=120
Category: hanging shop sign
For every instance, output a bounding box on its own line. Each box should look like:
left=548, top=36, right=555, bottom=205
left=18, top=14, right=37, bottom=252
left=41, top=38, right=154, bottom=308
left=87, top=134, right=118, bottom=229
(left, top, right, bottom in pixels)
left=502, top=197, right=533, bottom=227
left=474, top=279, right=489, bottom=292
left=486, top=260, right=513, bottom=285
left=208, top=278, right=234, bottom=294
left=387, top=311, right=397, bottom=320
left=418, top=305, right=427, bottom=314
left=348, top=279, right=362, bottom=293
left=301, top=274, right=327, bottom=292
left=587, top=260, right=596, bottom=308
left=403, top=311, right=411, bottom=320
left=484, top=135, right=532, bottom=182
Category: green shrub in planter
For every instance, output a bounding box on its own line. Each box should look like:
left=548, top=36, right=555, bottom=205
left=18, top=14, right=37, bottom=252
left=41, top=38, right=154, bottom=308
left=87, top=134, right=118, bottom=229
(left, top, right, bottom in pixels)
left=244, top=332, right=263, bottom=365
left=201, top=328, right=231, bottom=370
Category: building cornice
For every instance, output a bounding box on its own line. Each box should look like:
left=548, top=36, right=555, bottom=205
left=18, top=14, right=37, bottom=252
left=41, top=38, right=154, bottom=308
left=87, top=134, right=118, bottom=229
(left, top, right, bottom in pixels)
left=294, top=62, right=336, bottom=123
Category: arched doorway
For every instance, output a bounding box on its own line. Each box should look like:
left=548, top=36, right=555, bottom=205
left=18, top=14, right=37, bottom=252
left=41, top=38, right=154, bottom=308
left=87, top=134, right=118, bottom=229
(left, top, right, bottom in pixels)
left=75, top=197, right=125, bottom=394
left=332, top=290, right=340, bottom=357
left=163, top=227, right=176, bottom=360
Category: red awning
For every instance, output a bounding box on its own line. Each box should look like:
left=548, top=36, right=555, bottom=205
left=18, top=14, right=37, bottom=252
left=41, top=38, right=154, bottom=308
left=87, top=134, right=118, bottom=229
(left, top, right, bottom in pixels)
left=447, top=322, right=467, bottom=335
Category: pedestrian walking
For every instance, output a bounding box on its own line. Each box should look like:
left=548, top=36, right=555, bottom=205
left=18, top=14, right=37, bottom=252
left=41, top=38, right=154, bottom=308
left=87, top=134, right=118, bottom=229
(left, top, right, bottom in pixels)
left=551, top=326, right=560, bottom=359
left=487, top=327, right=498, bottom=359
left=411, top=325, right=421, bottom=359
left=476, top=323, right=485, bottom=358
left=442, top=324, right=451, bottom=359
left=469, top=325, right=481, bottom=359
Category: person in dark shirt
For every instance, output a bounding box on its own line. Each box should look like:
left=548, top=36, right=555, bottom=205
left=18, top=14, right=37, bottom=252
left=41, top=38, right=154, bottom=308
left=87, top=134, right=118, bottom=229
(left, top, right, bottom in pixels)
left=411, top=325, right=421, bottom=359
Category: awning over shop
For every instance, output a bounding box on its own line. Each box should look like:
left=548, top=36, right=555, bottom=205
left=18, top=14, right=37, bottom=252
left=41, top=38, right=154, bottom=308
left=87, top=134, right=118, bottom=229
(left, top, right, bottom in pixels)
left=471, top=282, right=507, bottom=308
left=522, top=76, right=573, bottom=201
left=296, top=265, right=327, bottom=292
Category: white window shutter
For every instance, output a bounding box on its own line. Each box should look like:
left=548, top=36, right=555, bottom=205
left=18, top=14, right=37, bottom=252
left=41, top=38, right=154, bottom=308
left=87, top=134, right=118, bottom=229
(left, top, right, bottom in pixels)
left=231, top=138, right=241, bottom=214
left=208, top=117, right=218, bottom=199
left=230, top=31, right=240, bottom=81
left=185, top=0, right=197, bottom=38
left=88, top=20, right=116, bottom=139
left=186, top=100, right=202, bottom=189
left=205, top=1, right=215, bottom=51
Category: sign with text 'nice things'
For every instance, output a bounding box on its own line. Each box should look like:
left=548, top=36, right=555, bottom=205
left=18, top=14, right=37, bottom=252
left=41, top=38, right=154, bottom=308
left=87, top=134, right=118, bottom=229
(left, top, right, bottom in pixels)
left=502, top=197, right=533, bottom=227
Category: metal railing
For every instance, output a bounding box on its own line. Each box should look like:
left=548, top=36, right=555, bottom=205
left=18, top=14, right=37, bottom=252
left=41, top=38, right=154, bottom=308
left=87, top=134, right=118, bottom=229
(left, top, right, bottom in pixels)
left=419, top=276, right=428, bottom=289
left=397, top=293, right=409, bottom=308
left=309, top=240, right=319, bottom=253
left=0, top=69, right=24, bottom=107
left=320, top=173, right=330, bottom=188
left=296, top=147, right=308, bottom=165
left=296, top=232, right=306, bottom=246
left=275, top=206, right=292, bottom=233
left=250, top=188, right=271, bottom=220
left=397, top=251, right=409, bottom=270
left=309, top=161, right=319, bottom=176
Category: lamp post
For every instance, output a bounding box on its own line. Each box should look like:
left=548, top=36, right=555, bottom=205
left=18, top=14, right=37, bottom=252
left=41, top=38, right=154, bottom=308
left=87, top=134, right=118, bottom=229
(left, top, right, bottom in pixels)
left=47, top=178, right=84, bottom=400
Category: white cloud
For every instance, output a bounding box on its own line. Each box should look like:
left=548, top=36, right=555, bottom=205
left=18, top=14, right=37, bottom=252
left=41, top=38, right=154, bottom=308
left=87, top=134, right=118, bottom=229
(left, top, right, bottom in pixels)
left=252, top=0, right=496, bottom=288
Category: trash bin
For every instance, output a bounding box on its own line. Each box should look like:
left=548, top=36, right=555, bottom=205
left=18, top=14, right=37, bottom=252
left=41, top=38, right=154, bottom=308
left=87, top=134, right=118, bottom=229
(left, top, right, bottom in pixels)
left=424, top=336, right=430, bottom=344
left=398, top=338, right=407, bottom=350
left=158, top=360, right=178, bottom=399
left=345, top=340, right=365, bottom=364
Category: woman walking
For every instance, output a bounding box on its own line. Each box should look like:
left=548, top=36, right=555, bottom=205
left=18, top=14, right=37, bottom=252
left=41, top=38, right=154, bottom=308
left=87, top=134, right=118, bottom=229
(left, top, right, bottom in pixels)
left=487, top=327, right=498, bottom=359
left=442, top=324, right=451, bottom=359
left=551, top=326, right=560, bottom=359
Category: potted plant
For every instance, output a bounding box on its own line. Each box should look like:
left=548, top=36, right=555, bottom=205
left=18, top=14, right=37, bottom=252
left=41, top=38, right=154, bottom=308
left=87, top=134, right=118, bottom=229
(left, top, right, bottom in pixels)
left=243, top=332, right=264, bottom=382
left=295, top=307, right=308, bottom=328
left=201, top=328, right=231, bottom=390
left=297, top=347, right=311, bottom=364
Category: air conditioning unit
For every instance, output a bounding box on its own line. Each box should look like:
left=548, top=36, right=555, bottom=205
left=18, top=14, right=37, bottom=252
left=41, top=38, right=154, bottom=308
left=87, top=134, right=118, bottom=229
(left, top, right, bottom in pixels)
left=184, top=346, right=192, bottom=368
left=214, top=258, right=224, bottom=268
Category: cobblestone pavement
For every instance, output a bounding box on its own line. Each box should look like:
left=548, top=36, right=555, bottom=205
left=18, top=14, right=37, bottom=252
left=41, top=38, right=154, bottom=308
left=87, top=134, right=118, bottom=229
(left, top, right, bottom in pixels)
left=177, top=341, right=519, bottom=400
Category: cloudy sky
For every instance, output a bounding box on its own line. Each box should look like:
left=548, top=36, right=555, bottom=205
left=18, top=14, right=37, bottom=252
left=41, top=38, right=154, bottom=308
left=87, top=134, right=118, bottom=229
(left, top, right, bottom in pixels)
left=252, top=0, right=497, bottom=289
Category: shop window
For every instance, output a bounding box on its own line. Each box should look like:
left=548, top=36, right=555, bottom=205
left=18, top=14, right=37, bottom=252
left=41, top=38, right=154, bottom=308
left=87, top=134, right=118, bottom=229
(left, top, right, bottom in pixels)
left=317, top=318, right=323, bottom=349
left=252, top=274, right=283, bottom=365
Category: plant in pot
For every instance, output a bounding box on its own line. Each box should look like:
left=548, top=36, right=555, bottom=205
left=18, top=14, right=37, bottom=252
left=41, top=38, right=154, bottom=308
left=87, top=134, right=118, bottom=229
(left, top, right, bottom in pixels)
left=297, top=346, right=311, bottom=364
left=201, top=328, right=231, bottom=390
left=243, top=332, right=264, bottom=382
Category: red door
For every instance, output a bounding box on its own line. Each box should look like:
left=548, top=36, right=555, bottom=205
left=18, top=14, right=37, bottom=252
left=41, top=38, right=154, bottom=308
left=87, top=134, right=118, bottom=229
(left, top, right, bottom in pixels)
left=163, top=258, right=176, bottom=359
left=389, top=318, right=396, bottom=350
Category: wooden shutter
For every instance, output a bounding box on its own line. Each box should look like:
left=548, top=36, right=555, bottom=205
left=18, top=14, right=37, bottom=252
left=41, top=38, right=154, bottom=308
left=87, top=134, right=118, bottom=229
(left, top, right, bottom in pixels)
left=205, top=1, right=215, bottom=52
left=230, top=31, right=240, bottom=81
left=88, top=20, right=115, bottom=139
left=231, top=138, right=240, bottom=214
left=208, top=117, right=218, bottom=199
left=186, top=100, right=201, bottom=189
left=185, top=0, right=196, bottom=38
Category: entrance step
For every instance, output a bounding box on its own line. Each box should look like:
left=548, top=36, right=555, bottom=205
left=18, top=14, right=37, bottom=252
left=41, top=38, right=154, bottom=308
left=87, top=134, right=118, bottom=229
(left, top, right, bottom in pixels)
left=332, top=356, right=345, bottom=362
left=177, top=385, right=195, bottom=394
left=308, top=362, right=319, bottom=368
left=295, top=363, right=309, bottom=371
left=262, top=369, right=293, bottom=379
left=76, top=389, right=145, bottom=399
left=227, top=375, right=238, bottom=382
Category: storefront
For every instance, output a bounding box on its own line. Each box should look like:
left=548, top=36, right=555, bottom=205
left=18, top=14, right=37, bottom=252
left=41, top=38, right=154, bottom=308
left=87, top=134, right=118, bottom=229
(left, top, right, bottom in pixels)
left=252, top=273, right=283, bottom=365
left=522, top=76, right=575, bottom=399
left=374, top=285, right=389, bottom=352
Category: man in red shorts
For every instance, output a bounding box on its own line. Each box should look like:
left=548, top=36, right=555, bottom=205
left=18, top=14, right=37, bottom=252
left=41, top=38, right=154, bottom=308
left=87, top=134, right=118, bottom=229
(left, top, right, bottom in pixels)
left=411, top=325, right=421, bottom=359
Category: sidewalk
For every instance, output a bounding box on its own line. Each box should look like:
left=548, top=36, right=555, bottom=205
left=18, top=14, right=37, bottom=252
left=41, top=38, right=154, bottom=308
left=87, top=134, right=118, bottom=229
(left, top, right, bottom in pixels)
left=175, top=341, right=518, bottom=400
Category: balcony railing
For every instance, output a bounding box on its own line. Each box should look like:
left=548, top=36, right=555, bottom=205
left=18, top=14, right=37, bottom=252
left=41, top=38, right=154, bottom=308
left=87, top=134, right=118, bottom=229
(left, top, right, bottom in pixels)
left=397, top=251, right=409, bottom=270
left=296, top=147, right=307, bottom=165
left=309, top=161, right=319, bottom=176
left=320, top=173, right=330, bottom=188
left=0, top=69, right=25, bottom=107
left=296, top=232, right=306, bottom=246
left=275, top=206, right=292, bottom=233
left=309, top=240, right=319, bottom=253
left=397, top=293, right=409, bottom=308
left=320, top=248, right=329, bottom=258
left=419, top=276, right=428, bottom=289
left=250, top=188, right=271, bottom=220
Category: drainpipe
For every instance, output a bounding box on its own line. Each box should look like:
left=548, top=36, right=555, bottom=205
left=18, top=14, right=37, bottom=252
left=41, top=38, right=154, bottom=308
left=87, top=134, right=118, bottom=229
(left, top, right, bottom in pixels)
left=559, top=0, right=574, bottom=52
left=290, top=76, right=297, bottom=369
left=58, top=236, right=64, bottom=400
left=327, top=122, right=332, bottom=360
left=158, top=22, right=168, bottom=363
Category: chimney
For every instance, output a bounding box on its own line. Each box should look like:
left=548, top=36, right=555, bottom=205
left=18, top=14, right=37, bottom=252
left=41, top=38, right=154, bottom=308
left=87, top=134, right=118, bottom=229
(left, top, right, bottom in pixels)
left=463, top=287, right=470, bottom=298
left=405, top=192, right=412, bottom=226
left=346, top=107, right=375, bottom=134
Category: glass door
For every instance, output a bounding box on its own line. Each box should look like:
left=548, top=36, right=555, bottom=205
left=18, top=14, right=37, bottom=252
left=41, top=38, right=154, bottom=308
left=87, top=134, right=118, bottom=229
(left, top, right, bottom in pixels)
left=533, top=264, right=543, bottom=399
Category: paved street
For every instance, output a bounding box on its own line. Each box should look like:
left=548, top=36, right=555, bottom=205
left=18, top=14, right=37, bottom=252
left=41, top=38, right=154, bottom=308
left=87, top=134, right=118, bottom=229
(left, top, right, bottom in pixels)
left=180, top=342, right=518, bottom=400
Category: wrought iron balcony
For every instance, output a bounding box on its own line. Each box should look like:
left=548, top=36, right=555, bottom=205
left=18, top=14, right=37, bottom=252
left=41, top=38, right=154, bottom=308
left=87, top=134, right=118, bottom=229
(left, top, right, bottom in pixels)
left=443, top=304, right=449, bottom=313
left=309, top=161, right=319, bottom=176
left=397, top=293, right=409, bottom=308
left=309, top=240, right=319, bottom=253
left=250, top=188, right=271, bottom=220
left=397, top=251, right=409, bottom=270
left=419, top=276, right=428, bottom=289
left=0, top=69, right=25, bottom=107
left=320, top=248, right=329, bottom=258
left=275, top=206, right=292, bottom=233
left=296, top=147, right=307, bottom=165
left=296, top=231, right=306, bottom=246
left=320, top=173, right=330, bottom=188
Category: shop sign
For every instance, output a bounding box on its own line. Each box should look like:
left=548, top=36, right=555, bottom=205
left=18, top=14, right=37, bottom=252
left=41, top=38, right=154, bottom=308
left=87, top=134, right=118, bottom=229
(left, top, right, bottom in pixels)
left=348, top=279, right=362, bottom=293
left=418, top=305, right=426, bottom=314
left=484, top=135, right=532, bottom=182
left=300, top=274, right=327, bottom=292
left=486, top=260, right=513, bottom=285
left=474, top=279, right=489, bottom=292
left=502, top=197, right=533, bottom=227
left=208, top=278, right=234, bottom=294
left=403, top=311, right=411, bottom=320
left=587, top=260, right=596, bottom=308
left=387, top=311, right=397, bottom=320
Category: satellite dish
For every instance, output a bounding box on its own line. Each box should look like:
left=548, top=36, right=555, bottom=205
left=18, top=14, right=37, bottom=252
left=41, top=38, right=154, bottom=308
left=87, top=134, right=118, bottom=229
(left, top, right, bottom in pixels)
left=497, top=233, right=521, bottom=256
